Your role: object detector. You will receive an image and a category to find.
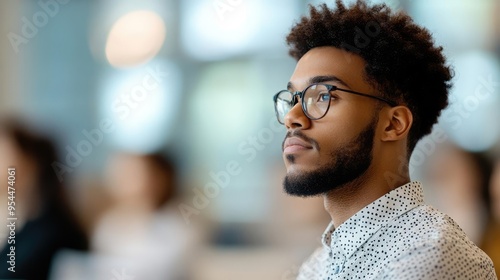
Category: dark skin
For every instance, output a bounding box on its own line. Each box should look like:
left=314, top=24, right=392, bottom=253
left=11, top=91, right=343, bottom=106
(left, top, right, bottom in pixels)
left=283, top=46, right=413, bottom=228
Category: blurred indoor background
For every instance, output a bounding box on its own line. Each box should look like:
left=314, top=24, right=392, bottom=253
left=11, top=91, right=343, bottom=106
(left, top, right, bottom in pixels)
left=0, top=0, right=499, bottom=279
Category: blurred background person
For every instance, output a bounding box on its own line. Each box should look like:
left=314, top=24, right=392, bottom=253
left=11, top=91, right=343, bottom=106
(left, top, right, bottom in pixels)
left=421, top=141, right=500, bottom=274
left=0, top=119, right=88, bottom=280
left=481, top=157, right=500, bottom=277
left=419, top=141, right=500, bottom=275
left=421, top=141, right=493, bottom=244
left=489, top=158, right=500, bottom=225
left=91, top=151, right=196, bottom=279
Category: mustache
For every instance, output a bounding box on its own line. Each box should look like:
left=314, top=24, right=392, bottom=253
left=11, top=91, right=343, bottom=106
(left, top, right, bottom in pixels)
left=282, top=130, right=320, bottom=151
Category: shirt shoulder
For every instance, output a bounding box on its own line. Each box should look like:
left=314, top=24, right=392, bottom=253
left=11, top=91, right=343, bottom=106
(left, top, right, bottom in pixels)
left=296, top=247, right=328, bottom=280
left=380, top=205, right=497, bottom=279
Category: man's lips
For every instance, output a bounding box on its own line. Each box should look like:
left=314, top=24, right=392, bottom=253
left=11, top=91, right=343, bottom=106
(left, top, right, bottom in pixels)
left=283, top=137, right=313, bottom=154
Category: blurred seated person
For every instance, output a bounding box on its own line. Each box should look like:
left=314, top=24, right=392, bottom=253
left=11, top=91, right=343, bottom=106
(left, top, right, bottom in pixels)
left=489, top=158, right=500, bottom=228
left=481, top=158, right=500, bottom=277
left=89, top=152, right=196, bottom=279
left=0, top=120, right=88, bottom=280
left=422, top=141, right=492, bottom=244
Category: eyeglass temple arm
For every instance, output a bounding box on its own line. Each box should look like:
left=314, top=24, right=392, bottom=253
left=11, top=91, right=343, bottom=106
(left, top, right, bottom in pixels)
left=331, top=86, right=397, bottom=107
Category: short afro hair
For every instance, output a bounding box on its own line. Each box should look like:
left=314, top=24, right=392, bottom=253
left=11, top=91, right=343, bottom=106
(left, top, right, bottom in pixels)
left=286, top=0, right=452, bottom=153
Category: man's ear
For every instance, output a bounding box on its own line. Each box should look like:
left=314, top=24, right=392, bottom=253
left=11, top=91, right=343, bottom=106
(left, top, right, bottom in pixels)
left=380, top=106, right=413, bottom=142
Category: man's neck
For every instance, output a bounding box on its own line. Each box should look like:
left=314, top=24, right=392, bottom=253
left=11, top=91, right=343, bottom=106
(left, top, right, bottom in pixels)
left=322, top=172, right=410, bottom=228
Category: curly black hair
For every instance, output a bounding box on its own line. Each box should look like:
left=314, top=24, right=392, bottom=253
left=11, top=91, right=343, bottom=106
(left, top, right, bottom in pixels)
left=286, top=0, right=452, bottom=153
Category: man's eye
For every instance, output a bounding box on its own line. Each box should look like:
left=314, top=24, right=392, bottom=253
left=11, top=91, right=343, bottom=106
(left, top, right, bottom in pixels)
left=316, top=92, right=331, bottom=102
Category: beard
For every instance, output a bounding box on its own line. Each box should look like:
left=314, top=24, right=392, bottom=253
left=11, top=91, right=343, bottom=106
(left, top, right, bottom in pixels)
left=283, top=118, right=377, bottom=197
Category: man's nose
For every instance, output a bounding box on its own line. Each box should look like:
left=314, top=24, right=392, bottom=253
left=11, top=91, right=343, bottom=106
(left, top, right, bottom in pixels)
left=284, top=101, right=311, bottom=130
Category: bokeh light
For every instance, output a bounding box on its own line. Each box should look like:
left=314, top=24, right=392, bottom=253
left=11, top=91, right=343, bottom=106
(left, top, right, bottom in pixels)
left=105, top=10, right=166, bottom=68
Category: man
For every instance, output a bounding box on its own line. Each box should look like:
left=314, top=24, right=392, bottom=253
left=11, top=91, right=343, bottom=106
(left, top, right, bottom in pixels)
left=273, top=1, right=497, bottom=279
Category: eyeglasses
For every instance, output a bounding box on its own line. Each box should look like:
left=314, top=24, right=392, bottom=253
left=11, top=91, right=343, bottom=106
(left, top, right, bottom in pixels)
left=273, top=83, right=397, bottom=124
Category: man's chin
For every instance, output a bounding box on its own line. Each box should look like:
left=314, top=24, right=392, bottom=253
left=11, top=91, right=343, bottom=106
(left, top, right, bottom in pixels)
left=283, top=172, right=330, bottom=197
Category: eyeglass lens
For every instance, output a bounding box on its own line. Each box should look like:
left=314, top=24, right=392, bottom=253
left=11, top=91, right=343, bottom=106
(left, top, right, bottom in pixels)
left=274, top=84, right=331, bottom=123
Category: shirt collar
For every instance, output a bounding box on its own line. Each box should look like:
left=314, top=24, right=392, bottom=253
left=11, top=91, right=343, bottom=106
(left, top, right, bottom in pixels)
left=321, top=181, right=424, bottom=259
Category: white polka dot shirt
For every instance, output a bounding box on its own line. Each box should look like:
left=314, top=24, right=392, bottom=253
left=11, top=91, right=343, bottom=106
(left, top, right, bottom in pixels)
left=296, top=182, right=497, bottom=279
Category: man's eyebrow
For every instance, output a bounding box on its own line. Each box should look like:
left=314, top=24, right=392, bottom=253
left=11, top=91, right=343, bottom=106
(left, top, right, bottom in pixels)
left=287, top=75, right=350, bottom=91
left=309, top=75, right=349, bottom=88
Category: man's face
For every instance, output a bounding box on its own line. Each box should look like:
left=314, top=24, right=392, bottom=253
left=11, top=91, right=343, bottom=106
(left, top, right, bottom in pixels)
left=282, top=46, right=380, bottom=196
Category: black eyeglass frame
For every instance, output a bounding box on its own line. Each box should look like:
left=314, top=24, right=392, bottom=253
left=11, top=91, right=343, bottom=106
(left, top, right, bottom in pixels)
left=273, top=83, right=397, bottom=124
